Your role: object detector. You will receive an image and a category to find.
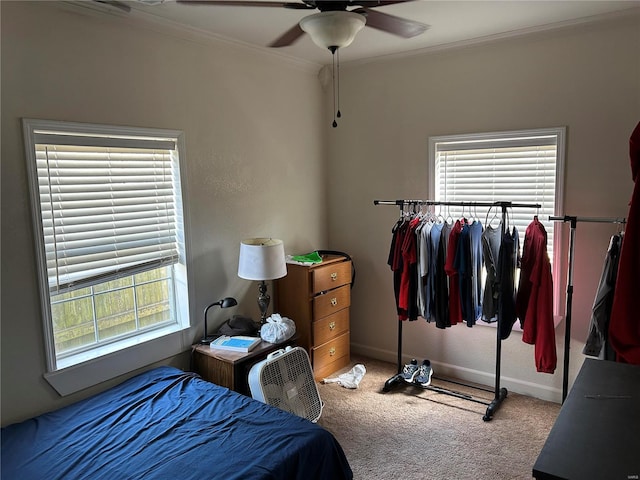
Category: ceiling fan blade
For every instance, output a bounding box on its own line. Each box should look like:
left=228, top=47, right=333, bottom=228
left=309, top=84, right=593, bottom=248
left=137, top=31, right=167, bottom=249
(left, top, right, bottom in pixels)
left=346, top=1, right=412, bottom=7
left=356, top=8, right=429, bottom=38
left=93, top=0, right=131, bottom=12
left=268, top=23, right=306, bottom=47
left=176, top=0, right=314, bottom=9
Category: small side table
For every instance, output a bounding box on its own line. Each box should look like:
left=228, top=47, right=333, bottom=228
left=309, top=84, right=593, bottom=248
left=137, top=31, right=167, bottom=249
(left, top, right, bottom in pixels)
left=192, top=338, right=294, bottom=395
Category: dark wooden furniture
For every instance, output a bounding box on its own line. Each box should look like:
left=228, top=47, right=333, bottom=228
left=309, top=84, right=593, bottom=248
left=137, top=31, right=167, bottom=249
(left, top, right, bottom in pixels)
left=533, top=358, right=640, bottom=480
left=275, top=254, right=351, bottom=381
left=192, top=339, right=292, bottom=395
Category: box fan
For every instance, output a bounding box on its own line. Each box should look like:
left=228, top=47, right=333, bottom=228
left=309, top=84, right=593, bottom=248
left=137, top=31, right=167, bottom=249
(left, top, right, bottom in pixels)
left=248, top=346, right=323, bottom=422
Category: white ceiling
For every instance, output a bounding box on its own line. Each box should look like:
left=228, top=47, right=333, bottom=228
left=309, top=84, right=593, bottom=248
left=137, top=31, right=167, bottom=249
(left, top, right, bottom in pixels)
left=91, top=0, right=640, bottom=66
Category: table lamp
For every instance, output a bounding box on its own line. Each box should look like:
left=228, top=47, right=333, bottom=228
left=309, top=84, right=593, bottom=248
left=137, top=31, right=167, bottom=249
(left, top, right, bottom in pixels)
left=238, top=238, right=287, bottom=324
left=200, top=297, right=237, bottom=344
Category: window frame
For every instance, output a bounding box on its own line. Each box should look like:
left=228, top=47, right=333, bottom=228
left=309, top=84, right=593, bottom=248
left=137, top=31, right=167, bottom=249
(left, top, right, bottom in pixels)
left=23, top=118, right=194, bottom=395
left=428, top=127, right=566, bottom=320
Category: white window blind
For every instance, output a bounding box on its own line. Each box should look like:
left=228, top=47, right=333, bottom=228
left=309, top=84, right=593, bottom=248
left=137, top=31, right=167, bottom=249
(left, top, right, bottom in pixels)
left=432, top=131, right=562, bottom=264
left=34, top=131, right=180, bottom=293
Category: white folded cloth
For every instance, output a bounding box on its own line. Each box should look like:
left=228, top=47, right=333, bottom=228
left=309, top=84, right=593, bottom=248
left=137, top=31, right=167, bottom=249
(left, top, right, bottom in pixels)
left=323, top=364, right=366, bottom=389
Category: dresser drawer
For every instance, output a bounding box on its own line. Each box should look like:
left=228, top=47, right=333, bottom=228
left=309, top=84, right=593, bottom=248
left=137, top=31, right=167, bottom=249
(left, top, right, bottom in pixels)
left=313, top=308, right=349, bottom=346
left=312, top=261, right=352, bottom=294
left=274, top=254, right=351, bottom=380
left=313, top=284, right=350, bottom=320
left=313, top=331, right=350, bottom=381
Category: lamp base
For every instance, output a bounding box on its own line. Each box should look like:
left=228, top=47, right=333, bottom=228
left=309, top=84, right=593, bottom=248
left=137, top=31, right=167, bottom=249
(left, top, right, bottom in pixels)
left=199, top=334, right=220, bottom=345
left=257, top=280, right=270, bottom=324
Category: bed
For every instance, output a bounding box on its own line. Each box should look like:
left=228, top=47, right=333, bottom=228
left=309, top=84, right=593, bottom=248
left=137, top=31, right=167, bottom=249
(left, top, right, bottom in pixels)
left=1, top=366, right=352, bottom=480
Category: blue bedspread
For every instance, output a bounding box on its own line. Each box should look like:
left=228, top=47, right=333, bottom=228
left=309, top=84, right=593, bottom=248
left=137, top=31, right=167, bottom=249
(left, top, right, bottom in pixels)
left=1, top=366, right=352, bottom=480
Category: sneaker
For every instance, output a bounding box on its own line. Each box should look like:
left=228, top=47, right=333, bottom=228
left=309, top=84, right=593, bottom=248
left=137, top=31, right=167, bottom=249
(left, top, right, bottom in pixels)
left=414, top=359, right=433, bottom=386
left=400, top=359, right=419, bottom=383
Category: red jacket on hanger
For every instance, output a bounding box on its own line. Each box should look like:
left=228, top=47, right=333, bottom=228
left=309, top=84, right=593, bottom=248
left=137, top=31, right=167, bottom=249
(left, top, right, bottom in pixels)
left=609, top=121, right=640, bottom=364
left=517, top=217, right=556, bottom=373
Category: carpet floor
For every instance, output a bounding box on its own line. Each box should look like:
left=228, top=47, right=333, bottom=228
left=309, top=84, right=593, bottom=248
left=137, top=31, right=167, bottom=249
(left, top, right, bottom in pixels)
left=316, top=356, right=561, bottom=480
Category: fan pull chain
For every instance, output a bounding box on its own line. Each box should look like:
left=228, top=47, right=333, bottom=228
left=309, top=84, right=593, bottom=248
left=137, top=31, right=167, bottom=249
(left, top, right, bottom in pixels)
left=336, top=47, right=341, bottom=120
left=331, top=47, right=338, bottom=128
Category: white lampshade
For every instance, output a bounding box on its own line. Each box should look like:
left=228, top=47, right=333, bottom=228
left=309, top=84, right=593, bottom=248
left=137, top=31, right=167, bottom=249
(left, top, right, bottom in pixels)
left=238, top=238, right=287, bottom=281
left=299, top=11, right=366, bottom=50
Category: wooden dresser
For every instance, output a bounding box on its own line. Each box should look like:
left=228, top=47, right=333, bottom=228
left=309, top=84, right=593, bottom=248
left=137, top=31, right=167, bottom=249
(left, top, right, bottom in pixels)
left=274, top=254, right=351, bottom=381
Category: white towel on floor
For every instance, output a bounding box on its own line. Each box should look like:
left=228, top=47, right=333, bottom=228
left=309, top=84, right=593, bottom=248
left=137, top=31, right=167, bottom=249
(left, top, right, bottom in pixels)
left=323, top=364, right=366, bottom=389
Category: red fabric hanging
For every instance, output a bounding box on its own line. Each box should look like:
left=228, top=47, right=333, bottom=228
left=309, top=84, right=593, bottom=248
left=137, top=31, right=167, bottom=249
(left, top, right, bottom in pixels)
left=609, top=121, right=640, bottom=364
left=517, top=217, right=556, bottom=373
left=445, top=220, right=463, bottom=326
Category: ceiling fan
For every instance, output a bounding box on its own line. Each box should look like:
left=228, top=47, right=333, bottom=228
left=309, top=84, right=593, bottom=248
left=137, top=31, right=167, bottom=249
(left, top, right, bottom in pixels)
left=175, top=1, right=430, bottom=50
left=173, top=1, right=428, bottom=127
left=87, top=1, right=426, bottom=127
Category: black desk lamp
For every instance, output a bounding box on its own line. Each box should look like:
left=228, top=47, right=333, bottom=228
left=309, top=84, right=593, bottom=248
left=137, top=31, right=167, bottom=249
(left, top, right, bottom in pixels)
left=200, top=297, right=237, bottom=344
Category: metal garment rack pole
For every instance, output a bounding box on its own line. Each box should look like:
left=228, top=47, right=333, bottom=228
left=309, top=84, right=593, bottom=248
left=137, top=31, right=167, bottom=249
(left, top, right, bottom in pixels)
left=375, top=199, right=541, bottom=421
left=548, top=215, right=626, bottom=403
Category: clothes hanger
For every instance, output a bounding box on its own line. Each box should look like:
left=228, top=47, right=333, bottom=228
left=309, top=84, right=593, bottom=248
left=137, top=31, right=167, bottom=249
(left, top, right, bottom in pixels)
left=436, top=204, right=445, bottom=224
left=426, top=204, right=435, bottom=222
left=485, top=205, right=500, bottom=229
left=393, top=202, right=410, bottom=231
left=472, top=203, right=479, bottom=225
left=445, top=203, right=454, bottom=225
left=466, top=203, right=475, bottom=224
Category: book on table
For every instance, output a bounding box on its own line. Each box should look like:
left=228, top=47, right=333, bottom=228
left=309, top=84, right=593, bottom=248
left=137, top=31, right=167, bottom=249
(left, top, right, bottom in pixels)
left=210, top=335, right=261, bottom=353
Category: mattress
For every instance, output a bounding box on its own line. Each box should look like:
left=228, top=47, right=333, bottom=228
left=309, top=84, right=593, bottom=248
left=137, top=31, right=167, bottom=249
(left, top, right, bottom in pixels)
left=1, top=366, right=352, bottom=480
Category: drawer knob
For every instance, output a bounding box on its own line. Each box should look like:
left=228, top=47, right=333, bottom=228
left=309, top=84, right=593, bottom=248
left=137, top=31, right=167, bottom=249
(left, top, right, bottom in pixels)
left=329, top=321, right=336, bottom=331
left=329, top=347, right=336, bottom=356
left=330, top=272, right=337, bottom=281
left=331, top=297, right=338, bottom=306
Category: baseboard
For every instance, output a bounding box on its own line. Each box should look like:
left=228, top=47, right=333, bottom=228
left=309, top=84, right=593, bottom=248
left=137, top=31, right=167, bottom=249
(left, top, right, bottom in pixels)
left=351, top=342, right=562, bottom=404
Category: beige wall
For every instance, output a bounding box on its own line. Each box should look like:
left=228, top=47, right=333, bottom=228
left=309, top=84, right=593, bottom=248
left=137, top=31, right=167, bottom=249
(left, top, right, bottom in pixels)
left=329, top=15, right=640, bottom=401
left=1, top=1, right=326, bottom=425
left=2, top=2, right=639, bottom=425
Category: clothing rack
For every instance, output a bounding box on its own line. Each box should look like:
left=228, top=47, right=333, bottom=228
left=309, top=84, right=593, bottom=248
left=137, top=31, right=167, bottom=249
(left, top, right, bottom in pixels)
left=374, top=199, right=541, bottom=421
left=548, top=215, right=626, bottom=402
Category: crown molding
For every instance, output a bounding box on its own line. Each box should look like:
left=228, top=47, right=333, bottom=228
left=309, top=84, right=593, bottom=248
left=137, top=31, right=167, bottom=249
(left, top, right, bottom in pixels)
left=342, top=6, right=640, bottom=68
left=56, top=2, right=639, bottom=72
left=59, top=1, right=322, bottom=74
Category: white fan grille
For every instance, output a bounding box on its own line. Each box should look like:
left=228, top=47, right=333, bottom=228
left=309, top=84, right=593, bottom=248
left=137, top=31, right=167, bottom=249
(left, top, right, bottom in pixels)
left=252, top=347, right=323, bottom=422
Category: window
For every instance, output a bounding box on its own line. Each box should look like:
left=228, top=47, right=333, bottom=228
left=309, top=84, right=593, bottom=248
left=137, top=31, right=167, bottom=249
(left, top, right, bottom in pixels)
left=429, top=127, right=565, bottom=317
left=23, top=119, right=192, bottom=394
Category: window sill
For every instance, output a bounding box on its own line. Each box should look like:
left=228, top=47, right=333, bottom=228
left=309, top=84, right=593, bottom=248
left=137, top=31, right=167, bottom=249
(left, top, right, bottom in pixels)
left=44, top=326, right=190, bottom=396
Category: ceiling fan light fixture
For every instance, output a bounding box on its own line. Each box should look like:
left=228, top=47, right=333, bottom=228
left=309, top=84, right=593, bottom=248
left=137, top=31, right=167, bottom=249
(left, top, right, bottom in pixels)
left=299, top=11, right=365, bottom=50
